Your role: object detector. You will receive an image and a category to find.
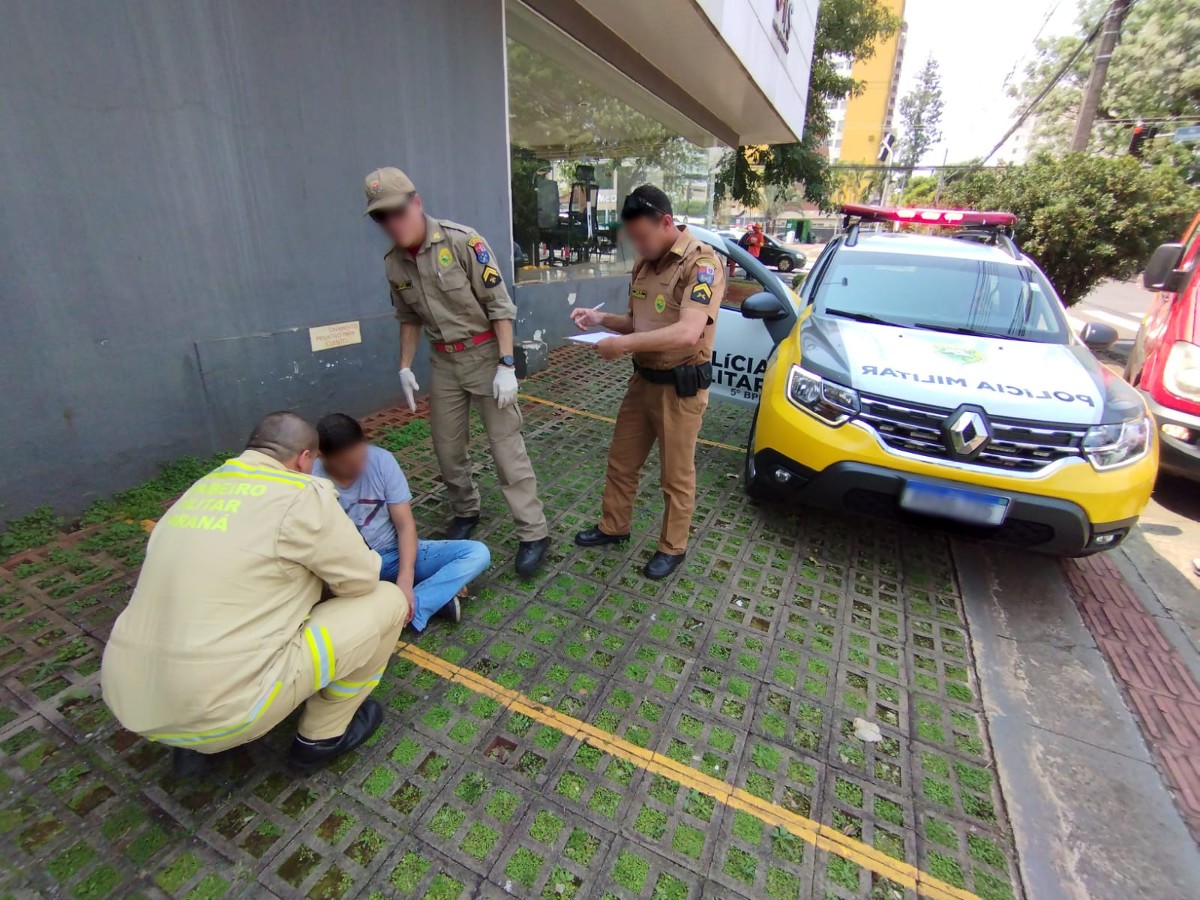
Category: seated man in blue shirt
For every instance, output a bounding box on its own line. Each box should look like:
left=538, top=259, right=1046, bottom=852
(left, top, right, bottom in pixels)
left=314, top=414, right=490, bottom=628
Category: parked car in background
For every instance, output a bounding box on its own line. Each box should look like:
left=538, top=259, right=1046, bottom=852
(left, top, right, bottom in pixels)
left=1125, top=211, right=1200, bottom=480
left=737, top=231, right=805, bottom=273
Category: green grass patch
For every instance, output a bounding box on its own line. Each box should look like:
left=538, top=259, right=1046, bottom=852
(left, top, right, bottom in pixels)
left=732, top=811, right=763, bottom=843
left=634, top=806, right=668, bottom=840
left=454, top=772, right=490, bottom=804
left=588, top=786, right=620, bottom=817
left=612, top=850, right=649, bottom=892
left=459, top=823, right=498, bottom=859
left=724, top=847, right=757, bottom=884
left=390, top=851, right=429, bottom=892
left=827, top=854, right=860, bottom=890
left=564, top=828, right=600, bottom=866
left=530, top=810, right=564, bottom=844
left=486, top=789, right=520, bottom=823
left=505, top=847, right=543, bottom=887
left=428, top=804, right=465, bottom=839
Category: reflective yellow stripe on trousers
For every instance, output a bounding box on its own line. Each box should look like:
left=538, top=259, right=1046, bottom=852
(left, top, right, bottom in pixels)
left=325, top=665, right=386, bottom=699
left=148, top=681, right=283, bottom=747
left=305, top=625, right=336, bottom=691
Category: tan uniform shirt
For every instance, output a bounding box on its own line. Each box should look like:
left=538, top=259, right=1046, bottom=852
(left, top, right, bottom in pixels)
left=628, top=227, right=725, bottom=370
left=384, top=215, right=517, bottom=344
left=100, top=450, right=381, bottom=736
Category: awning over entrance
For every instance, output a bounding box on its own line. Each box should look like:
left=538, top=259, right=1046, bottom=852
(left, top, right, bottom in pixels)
left=510, top=0, right=815, bottom=148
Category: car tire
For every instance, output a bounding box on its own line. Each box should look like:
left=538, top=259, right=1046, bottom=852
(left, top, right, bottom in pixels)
left=744, top=411, right=771, bottom=501
left=777, top=256, right=794, bottom=273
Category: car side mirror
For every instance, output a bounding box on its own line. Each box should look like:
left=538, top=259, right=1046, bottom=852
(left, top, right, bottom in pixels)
left=1142, top=242, right=1188, bottom=292
left=1079, top=321, right=1118, bottom=351
left=741, top=291, right=787, bottom=321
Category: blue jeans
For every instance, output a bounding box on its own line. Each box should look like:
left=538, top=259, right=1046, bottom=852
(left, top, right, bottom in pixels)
left=379, top=540, right=491, bottom=631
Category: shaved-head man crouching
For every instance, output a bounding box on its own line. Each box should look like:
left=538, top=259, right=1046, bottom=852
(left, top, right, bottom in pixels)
left=101, top=412, right=410, bottom=777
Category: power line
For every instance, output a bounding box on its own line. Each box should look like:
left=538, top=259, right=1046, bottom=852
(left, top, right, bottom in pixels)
left=981, top=4, right=1110, bottom=164
left=1001, top=0, right=1065, bottom=92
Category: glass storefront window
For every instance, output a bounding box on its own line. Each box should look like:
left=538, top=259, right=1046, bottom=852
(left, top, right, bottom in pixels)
left=506, top=36, right=717, bottom=284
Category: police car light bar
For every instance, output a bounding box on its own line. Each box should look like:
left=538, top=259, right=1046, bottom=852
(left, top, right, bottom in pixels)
left=841, top=203, right=1017, bottom=228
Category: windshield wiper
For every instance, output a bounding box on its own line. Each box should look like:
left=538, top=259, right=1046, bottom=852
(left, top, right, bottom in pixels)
left=912, top=322, right=1031, bottom=341
left=825, top=308, right=903, bottom=327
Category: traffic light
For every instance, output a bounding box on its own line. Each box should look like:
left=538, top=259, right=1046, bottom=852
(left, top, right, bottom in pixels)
left=1128, top=122, right=1159, bottom=157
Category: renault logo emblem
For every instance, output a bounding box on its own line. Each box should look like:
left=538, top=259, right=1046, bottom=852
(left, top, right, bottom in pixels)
left=946, top=408, right=989, bottom=456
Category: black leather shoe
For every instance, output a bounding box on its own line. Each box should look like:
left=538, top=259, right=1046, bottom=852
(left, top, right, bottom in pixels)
left=445, top=516, right=480, bottom=540
left=171, top=747, right=211, bottom=779
left=574, top=527, right=630, bottom=548
left=288, top=699, right=383, bottom=775
left=643, top=551, right=686, bottom=581
left=515, top=537, right=550, bottom=576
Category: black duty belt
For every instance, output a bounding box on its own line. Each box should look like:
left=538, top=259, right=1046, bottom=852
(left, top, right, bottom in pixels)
left=634, top=362, right=713, bottom=397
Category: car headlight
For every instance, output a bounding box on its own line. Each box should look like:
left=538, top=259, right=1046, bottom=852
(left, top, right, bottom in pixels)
left=1083, top=416, right=1152, bottom=470
left=1163, top=340, right=1200, bottom=402
left=787, top=365, right=859, bottom=425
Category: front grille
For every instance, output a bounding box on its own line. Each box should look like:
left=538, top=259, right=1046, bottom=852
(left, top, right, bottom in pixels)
left=857, top=394, right=1087, bottom=473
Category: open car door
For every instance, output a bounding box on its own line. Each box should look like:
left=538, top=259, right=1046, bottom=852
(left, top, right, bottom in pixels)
left=690, top=226, right=801, bottom=406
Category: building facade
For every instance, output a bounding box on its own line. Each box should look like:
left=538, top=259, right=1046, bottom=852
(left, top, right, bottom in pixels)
left=826, top=0, right=907, bottom=164
left=0, top=0, right=817, bottom=520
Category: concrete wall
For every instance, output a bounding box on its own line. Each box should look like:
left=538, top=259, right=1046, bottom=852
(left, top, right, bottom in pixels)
left=0, top=0, right=512, bottom=520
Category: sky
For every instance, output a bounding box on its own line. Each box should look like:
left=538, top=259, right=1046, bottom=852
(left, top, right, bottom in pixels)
left=892, top=0, right=1082, bottom=164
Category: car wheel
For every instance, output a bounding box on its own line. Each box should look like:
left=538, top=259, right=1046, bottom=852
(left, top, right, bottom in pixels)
left=744, top=411, right=771, bottom=501
left=777, top=256, right=794, bottom=273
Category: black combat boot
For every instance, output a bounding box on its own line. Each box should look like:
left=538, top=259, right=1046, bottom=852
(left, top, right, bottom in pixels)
left=288, top=699, right=383, bottom=775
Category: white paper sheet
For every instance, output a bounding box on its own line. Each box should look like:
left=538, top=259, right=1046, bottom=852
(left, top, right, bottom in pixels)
left=566, top=331, right=616, bottom=345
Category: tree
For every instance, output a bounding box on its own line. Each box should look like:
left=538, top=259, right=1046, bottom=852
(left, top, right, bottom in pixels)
left=715, top=0, right=900, bottom=210
left=942, top=152, right=1195, bottom=305
left=1013, top=0, right=1200, bottom=156
left=898, top=173, right=940, bottom=206
left=762, top=184, right=800, bottom=232
left=896, top=55, right=944, bottom=179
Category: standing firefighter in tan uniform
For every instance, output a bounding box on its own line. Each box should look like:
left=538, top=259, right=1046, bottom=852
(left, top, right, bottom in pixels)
left=571, top=186, right=725, bottom=580
left=363, top=167, right=549, bottom=577
left=101, top=412, right=410, bottom=777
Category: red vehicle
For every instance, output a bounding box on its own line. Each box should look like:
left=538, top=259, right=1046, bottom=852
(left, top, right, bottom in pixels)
left=1126, top=211, right=1200, bottom=479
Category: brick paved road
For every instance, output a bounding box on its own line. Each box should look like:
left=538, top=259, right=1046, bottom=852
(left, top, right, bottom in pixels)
left=1, top=347, right=1025, bottom=899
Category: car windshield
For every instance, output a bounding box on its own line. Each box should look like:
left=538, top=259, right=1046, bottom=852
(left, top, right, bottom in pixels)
left=814, top=249, right=1069, bottom=343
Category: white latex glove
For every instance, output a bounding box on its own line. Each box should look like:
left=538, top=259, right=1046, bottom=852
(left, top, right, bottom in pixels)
left=398, top=367, right=419, bottom=412
left=493, top=365, right=519, bottom=409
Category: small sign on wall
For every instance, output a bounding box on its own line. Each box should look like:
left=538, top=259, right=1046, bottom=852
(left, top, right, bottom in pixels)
left=309, top=320, right=362, bottom=352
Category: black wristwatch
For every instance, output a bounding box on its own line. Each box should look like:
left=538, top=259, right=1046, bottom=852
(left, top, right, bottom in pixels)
left=499, top=354, right=516, bottom=368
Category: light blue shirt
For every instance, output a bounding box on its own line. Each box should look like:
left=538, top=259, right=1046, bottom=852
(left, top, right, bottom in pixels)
left=313, top=445, right=412, bottom=553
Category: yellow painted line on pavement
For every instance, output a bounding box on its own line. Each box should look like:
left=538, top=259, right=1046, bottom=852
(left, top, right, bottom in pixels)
left=518, top=393, right=743, bottom=454
left=396, top=642, right=979, bottom=900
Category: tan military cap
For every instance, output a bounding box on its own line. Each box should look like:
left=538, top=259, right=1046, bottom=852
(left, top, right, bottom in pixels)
left=364, top=167, right=416, bottom=215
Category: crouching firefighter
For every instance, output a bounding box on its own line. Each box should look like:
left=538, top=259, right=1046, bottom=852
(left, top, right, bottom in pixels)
left=101, top=412, right=410, bottom=777
left=570, top=185, right=724, bottom=581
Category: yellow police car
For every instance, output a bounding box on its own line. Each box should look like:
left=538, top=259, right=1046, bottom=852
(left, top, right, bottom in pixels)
left=699, top=205, right=1158, bottom=556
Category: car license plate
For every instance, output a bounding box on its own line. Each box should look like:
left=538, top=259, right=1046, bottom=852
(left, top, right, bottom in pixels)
left=900, top=481, right=1009, bottom=526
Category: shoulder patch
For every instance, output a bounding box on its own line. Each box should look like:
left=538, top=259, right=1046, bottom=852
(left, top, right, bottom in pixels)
left=695, top=260, right=716, bottom=285
left=467, top=236, right=491, bottom=264
left=481, top=265, right=502, bottom=289
left=690, top=283, right=713, bottom=304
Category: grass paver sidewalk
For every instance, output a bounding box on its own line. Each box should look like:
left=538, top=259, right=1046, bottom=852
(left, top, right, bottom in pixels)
left=0, top=346, right=1021, bottom=899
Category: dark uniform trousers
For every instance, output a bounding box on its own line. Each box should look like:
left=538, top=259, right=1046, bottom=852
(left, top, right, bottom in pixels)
left=599, top=374, right=709, bottom=555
